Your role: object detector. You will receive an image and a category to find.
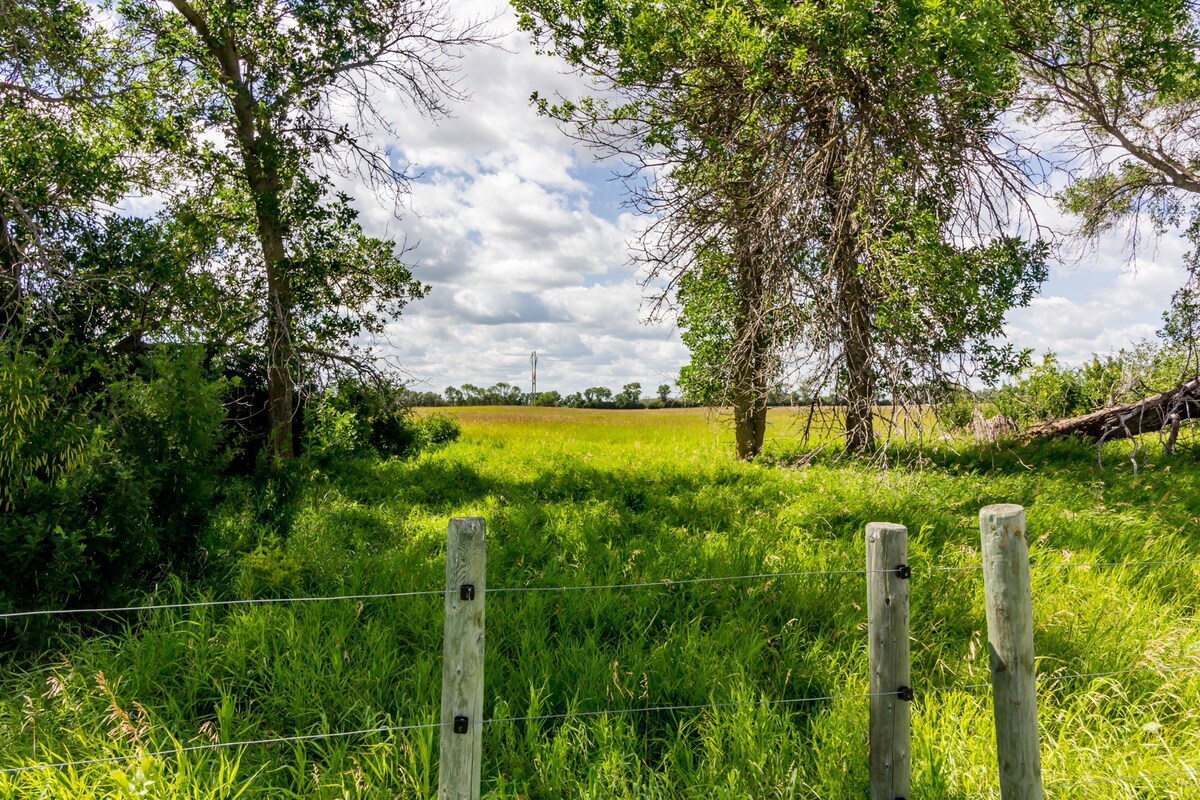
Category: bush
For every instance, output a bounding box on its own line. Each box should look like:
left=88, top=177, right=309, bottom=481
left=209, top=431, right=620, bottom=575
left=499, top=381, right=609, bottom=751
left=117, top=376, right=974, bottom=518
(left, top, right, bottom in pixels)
left=0, top=343, right=230, bottom=612
left=938, top=387, right=977, bottom=430
left=417, top=413, right=461, bottom=447
left=992, top=343, right=1195, bottom=427
left=303, top=377, right=419, bottom=462
left=303, top=379, right=460, bottom=464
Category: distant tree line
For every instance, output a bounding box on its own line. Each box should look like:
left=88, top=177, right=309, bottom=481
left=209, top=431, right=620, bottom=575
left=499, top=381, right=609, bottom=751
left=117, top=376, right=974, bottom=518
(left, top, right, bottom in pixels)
left=401, top=381, right=831, bottom=409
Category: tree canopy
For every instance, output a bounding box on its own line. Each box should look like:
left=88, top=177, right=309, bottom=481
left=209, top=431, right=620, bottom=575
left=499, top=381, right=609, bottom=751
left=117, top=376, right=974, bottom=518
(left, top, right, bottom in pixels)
left=515, top=0, right=1049, bottom=456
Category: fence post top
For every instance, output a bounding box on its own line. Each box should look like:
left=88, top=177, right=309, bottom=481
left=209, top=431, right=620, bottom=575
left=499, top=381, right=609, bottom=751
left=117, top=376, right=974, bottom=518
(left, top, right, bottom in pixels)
left=866, top=521, right=907, bottom=535
left=979, top=503, right=1025, bottom=521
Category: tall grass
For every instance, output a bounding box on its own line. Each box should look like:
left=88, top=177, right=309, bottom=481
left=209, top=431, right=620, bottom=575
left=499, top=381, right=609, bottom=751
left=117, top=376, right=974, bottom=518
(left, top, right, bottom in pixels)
left=1, top=407, right=1197, bottom=798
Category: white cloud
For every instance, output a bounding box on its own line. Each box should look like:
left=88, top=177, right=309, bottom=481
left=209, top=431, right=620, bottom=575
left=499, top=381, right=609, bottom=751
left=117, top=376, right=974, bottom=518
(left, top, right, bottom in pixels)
left=1006, top=247, right=1188, bottom=364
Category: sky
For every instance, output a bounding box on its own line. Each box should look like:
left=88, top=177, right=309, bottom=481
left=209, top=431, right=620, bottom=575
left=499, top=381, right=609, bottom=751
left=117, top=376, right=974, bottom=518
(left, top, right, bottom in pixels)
left=351, top=1, right=1191, bottom=397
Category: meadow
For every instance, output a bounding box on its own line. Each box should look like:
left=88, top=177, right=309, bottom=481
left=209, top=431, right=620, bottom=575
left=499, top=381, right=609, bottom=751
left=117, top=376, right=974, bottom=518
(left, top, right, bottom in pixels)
left=1, top=407, right=1198, bottom=798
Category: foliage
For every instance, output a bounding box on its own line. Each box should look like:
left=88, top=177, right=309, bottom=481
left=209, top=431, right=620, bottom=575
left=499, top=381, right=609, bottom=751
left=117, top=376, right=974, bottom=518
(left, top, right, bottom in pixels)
left=104, top=0, right=483, bottom=458
left=444, top=382, right=526, bottom=406
left=0, top=343, right=230, bottom=612
left=415, top=413, right=460, bottom=448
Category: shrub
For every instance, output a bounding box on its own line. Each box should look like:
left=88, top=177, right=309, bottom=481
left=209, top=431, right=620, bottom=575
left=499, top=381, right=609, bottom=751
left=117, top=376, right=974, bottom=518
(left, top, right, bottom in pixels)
left=417, top=413, right=461, bottom=447
left=0, top=344, right=230, bottom=612
left=303, top=377, right=420, bottom=462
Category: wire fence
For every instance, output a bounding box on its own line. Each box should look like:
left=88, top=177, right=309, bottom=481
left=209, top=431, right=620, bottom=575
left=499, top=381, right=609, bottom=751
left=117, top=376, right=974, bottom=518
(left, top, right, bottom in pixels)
left=2, top=554, right=1198, bottom=792
left=5, top=557, right=1199, bottom=621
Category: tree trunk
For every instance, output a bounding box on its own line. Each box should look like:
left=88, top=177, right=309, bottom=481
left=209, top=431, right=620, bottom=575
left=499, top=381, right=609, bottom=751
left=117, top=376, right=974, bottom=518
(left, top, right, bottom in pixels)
left=819, top=106, right=875, bottom=455
left=839, top=263, right=875, bottom=453
left=1024, top=377, right=1200, bottom=443
left=0, top=212, right=21, bottom=333
left=732, top=250, right=768, bottom=460
left=259, top=218, right=296, bottom=460
left=830, top=198, right=874, bottom=454
left=233, top=79, right=296, bottom=460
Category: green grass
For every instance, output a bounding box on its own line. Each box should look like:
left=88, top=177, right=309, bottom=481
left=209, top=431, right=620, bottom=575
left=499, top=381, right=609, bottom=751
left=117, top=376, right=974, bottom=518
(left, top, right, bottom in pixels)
left=2, top=407, right=1199, bottom=798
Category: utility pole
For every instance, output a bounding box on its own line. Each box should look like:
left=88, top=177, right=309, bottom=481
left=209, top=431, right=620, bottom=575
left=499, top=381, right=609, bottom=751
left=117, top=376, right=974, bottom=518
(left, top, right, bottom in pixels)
left=530, top=351, right=537, bottom=400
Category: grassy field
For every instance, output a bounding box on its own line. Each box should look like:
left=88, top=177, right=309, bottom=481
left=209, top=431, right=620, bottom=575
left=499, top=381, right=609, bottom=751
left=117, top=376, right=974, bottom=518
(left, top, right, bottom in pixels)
left=1, top=407, right=1198, bottom=798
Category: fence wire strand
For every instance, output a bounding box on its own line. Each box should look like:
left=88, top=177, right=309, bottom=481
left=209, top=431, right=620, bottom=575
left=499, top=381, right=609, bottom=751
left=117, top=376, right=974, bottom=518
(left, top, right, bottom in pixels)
left=0, top=589, right=447, bottom=620
left=0, top=688, right=885, bottom=776
left=927, top=558, right=1200, bottom=574
left=0, top=721, right=447, bottom=775
left=489, top=568, right=868, bottom=595
left=921, top=663, right=1200, bottom=697
left=484, top=688, right=889, bottom=727
left=0, top=568, right=873, bottom=621
left=7, top=558, right=1200, bottom=620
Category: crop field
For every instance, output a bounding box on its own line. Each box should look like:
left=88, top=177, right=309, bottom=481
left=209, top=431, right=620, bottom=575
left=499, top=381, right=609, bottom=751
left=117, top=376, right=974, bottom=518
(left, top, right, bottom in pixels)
left=1, top=407, right=1199, bottom=798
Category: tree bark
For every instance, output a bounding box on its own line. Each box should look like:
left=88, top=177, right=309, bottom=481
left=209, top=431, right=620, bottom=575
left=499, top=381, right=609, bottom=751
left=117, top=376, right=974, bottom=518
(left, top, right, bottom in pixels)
left=829, top=180, right=874, bottom=453
left=838, top=252, right=875, bottom=453
left=0, top=212, right=20, bottom=333
left=732, top=249, right=768, bottom=460
left=1024, top=377, right=1200, bottom=443
left=818, top=103, right=875, bottom=455
left=258, top=214, right=296, bottom=460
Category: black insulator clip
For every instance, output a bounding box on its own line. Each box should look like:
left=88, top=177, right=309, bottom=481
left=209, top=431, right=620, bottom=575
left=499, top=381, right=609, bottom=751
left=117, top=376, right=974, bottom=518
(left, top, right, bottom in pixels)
left=894, top=564, right=911, bottom=580
left=453, top=715, right=469, bottom=734
left=460, top=584, right=475, bottom=601
left=897, top=685, right=914, bottom=702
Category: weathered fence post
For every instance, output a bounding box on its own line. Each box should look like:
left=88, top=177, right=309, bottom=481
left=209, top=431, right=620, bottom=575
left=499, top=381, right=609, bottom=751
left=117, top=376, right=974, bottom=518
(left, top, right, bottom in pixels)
left=440, top=517, right=486, bottom=800
left=867, top=522, right=911, bottom=800
left=979, top=504, right=1043, bottom=800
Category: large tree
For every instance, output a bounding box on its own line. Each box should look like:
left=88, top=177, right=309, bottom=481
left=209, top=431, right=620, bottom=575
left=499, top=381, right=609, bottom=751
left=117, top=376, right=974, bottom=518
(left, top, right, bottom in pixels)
left=120, top=0, right=487, bottom=458
left=1014, top=0, right=1200, bottom=362
left=515, top=0, right=1047, bottom=456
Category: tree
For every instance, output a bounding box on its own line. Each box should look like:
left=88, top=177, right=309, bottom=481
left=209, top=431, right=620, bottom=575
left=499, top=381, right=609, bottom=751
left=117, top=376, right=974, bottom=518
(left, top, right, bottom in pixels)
left=615, top=382, right=643, bottom=408
left=582, top=386, right=614, bottom=408
left=515, top=0, right=1047, bottom=456
left=122, top=0, right=488, bottom=458
left=1015, top=0, right=1200, bottom=369
left=657, top=384, right=671, bottom=403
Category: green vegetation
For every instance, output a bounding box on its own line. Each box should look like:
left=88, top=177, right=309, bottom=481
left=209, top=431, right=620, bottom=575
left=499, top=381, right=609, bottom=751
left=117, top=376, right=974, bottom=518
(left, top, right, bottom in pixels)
left=2, top=408, right=1197, bottom=798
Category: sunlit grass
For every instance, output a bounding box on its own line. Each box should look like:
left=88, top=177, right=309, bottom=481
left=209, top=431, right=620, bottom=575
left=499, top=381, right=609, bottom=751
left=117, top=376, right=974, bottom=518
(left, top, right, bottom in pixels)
left=1, top=407, right=1198, bottom=797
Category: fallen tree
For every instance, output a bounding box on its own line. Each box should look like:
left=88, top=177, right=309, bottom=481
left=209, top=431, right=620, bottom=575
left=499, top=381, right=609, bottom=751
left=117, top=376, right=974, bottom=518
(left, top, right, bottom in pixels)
left=1024, top=376, right=1200, bottom=453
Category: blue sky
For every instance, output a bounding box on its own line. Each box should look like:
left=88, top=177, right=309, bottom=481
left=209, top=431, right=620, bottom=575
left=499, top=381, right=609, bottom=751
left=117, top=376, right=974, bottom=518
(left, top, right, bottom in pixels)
left=353, top=1, right=1190, bottom=396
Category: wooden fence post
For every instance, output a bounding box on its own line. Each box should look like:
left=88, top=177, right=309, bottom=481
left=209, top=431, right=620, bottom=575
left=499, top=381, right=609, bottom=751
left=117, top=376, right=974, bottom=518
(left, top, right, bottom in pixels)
left=979, top=504, right=1043, bottom=800
left=440, top=517, right=486, bottom=800
left=867, top=522, right=911, bottom=800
